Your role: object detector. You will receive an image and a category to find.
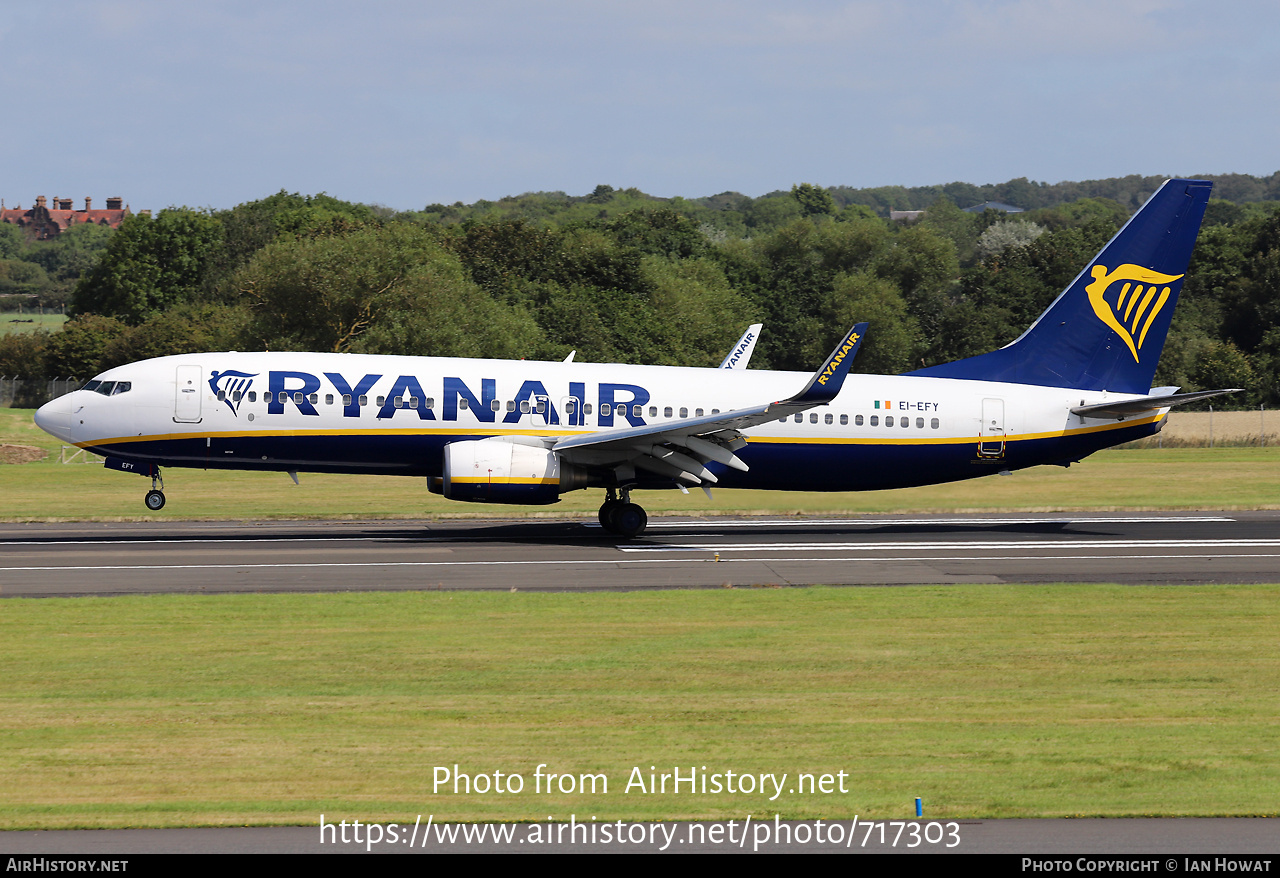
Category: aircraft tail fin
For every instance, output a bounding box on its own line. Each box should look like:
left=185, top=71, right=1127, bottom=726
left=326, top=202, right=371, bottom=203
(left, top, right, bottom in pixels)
left=908, top=178, right=1212, bottom=394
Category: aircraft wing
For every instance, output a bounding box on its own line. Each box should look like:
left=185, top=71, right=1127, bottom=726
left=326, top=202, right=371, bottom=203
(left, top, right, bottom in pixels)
left=1070, top=388, right=1241, bottom=419
left=552, top=324, right=866, bottom=485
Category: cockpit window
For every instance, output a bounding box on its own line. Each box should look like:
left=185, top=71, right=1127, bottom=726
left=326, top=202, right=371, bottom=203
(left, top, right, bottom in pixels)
left=81, top=379, right=132, bottom=396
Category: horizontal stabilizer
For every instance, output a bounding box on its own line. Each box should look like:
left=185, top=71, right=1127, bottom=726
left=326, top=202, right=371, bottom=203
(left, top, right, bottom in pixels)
left=1071, top=388, right=1242, bottom=419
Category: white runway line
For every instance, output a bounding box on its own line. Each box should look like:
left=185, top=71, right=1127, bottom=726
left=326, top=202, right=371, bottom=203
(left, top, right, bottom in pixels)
left=620, top=539, right=1280, bottom=553
left=6, top=552, right=1280, bottom=574
left=639, top=516, right=1236, bottom=528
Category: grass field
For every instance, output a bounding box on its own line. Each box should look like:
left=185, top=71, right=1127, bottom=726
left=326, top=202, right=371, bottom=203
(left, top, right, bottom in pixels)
left=0, top=407, right=1277, bottom=520
left=1, top=586, right=1278, bottom=828
left=0, top=312, right=66, bottom=336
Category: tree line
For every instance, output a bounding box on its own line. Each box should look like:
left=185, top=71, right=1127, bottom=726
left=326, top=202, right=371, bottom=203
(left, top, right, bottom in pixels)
left=0, top=175, right=1276, bottom=407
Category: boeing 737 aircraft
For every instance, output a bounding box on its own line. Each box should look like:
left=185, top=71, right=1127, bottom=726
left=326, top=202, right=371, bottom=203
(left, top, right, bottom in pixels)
left=35, top=179, right=1232, bottom=537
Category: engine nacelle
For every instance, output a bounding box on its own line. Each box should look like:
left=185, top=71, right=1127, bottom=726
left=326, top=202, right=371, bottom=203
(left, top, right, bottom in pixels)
left=442, top=438, right=588, bottom=504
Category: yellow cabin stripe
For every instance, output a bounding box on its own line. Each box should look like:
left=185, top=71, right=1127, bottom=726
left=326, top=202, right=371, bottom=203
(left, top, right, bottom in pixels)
left=75, top=414, right=1162, bottom=452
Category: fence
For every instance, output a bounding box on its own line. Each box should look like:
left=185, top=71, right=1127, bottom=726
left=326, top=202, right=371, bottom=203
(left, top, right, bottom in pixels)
left=0, top=377, right=80, bottom=409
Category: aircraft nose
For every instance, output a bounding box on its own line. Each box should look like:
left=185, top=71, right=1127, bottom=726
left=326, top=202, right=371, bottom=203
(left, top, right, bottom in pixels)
left=34, top=394, right=76, bottom=443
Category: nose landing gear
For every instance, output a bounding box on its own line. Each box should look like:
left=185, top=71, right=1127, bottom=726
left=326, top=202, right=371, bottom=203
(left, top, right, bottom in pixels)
left=597, top=488, right=647, bottom=538
left=144, top=469, right=165, bottom=511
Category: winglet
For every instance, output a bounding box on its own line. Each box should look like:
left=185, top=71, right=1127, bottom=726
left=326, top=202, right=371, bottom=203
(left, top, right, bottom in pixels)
left=786, top=323, right=867, bottom=405
left=720, top=323, right=764, bottom=369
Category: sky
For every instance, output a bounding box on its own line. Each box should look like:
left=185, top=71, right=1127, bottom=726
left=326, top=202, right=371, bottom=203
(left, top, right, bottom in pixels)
left=4, top=0, right=1278, bottom=213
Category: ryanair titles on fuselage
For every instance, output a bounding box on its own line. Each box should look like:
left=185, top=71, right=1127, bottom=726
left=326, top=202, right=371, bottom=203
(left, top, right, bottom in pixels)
left=210, top=367, right=655, bottom=429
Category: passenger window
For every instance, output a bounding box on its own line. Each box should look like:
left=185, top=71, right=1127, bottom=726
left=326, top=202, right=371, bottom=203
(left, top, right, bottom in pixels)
left=426, top=398, right=435, bottom=409
left=793, top=413, right=802, bottom=423
left=712, top=409, right=720, bottom=414
left=325, top=394, right=334, bottom=405
left=583, top=403, right=593, bottom=415
left=809, top=413, right=818, bottom=423
left=901, top=418, right=909, bottom=428
left=649, top=406, right=657, bottom=417
left=394, top=397, right=404, bottom=409
left=293, top=392, right=304, bottom=404
left=506, top=400, right=516, bottom=412
left=343, top=394, right=352, bottom=406
left=840, top=414, right=848, bottom=425
left=633, top=404, right=642, bottom=417
left=535, top=399, right=545, bottom=413
left=600, top=403, right=612, bottom=416
left=854, top=414, right=862, bottom=426
left=249, top=391, right=257, bottom=402
left=358, top=395, right=367, bottom=406
left=520, top=400, right=531, bottom=414
left=931, top=418, right=940, bottom=429
left=376, top=396, right=385, bottom=407
left=825, top=413, right=833, bottom=425
left=695, top=408, right=704, bottom=417
left=309, top=393, right=318, bottom=405
left=490, top=399, right=501, bottom=412
left=680, top=407, right=688, bottom=418
left=664, top=407, right=673, bottom=418
left=565, top=400, right=576, bottom=415
left=278, top=392, right=287, bottom=404
left=217, top=390, right=227, bottom=401
left=870, top=415, right=879, bottom=426
left=232, top=391, right=242, bottom=402
left=916, top=417, right=924, bottom=428
left=886, top=416, right=894, bottom=427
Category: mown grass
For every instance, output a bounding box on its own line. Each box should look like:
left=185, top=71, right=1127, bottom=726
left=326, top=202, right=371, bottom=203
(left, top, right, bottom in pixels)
left=1, top=586, right=1277, bottom=828
left=0, top=312, right=66, bottom=336
left=1, top=407, right=1277, bottom=520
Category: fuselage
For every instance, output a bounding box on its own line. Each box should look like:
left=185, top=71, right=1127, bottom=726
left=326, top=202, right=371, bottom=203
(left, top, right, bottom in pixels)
left=35, top=351, right=1165, bottom=494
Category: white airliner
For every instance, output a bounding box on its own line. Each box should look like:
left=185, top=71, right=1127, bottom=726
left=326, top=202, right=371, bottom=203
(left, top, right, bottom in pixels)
left=35, top=179, right=1232, bottom=537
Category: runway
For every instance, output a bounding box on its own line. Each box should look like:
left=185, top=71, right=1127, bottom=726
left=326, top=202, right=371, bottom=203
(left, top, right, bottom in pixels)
left=1, top=511, right=1277, bottom=596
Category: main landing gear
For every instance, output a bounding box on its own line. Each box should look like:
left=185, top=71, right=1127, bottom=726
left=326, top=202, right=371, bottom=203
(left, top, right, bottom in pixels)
left=598, top=488, right=647, bottom=538
left=143, top=469, right=165, bottom=511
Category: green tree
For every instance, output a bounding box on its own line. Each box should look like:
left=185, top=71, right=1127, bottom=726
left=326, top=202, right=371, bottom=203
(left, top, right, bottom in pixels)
left=0, top=330, right=48, bottom=378
left=639, top=256, right=753, bottom=366
left=71, top=209, right=225, bottom=323
left=99, top=303, right=252, bottom=369
left=233, top=223, right=540, bottom=357
left=791, top=183, right=836, bottom=218
left=820, top=272, right=918, bottom=374
left=42, top=314, right=128, bottom=378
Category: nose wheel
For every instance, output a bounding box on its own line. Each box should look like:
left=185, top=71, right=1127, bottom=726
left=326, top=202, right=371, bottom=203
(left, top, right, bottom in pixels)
left=598, top=489, right=647, bottom=538
left=143, top=468, right=166, bottom=511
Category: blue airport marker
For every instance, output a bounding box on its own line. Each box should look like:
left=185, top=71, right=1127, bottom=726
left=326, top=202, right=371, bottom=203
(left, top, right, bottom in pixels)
left=915, top=797, right=922, bottom=817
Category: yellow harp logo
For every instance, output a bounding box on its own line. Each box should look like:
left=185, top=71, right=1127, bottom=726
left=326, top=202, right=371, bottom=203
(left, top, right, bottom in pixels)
left=1085, top=263, right=1183, bottom=363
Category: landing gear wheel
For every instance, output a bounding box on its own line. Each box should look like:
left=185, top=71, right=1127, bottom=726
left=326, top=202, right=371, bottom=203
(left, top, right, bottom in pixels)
left=612, top=503, right=647, bottom=538
left=144, top=489, right=166, bottom=511
left=598, top=499, right=624, bottom=530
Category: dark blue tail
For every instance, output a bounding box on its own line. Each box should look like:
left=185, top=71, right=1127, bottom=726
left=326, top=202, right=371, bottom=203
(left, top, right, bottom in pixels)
left=908, top=178, right=1212, bottom=394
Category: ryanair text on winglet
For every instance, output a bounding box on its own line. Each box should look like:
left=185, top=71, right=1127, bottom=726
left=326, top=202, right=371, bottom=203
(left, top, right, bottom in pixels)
left=817, top=331, right=861, bottom=386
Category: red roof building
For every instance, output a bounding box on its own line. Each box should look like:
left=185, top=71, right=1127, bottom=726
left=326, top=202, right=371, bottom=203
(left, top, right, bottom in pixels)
left=0, top=195, right=137, bottom=239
